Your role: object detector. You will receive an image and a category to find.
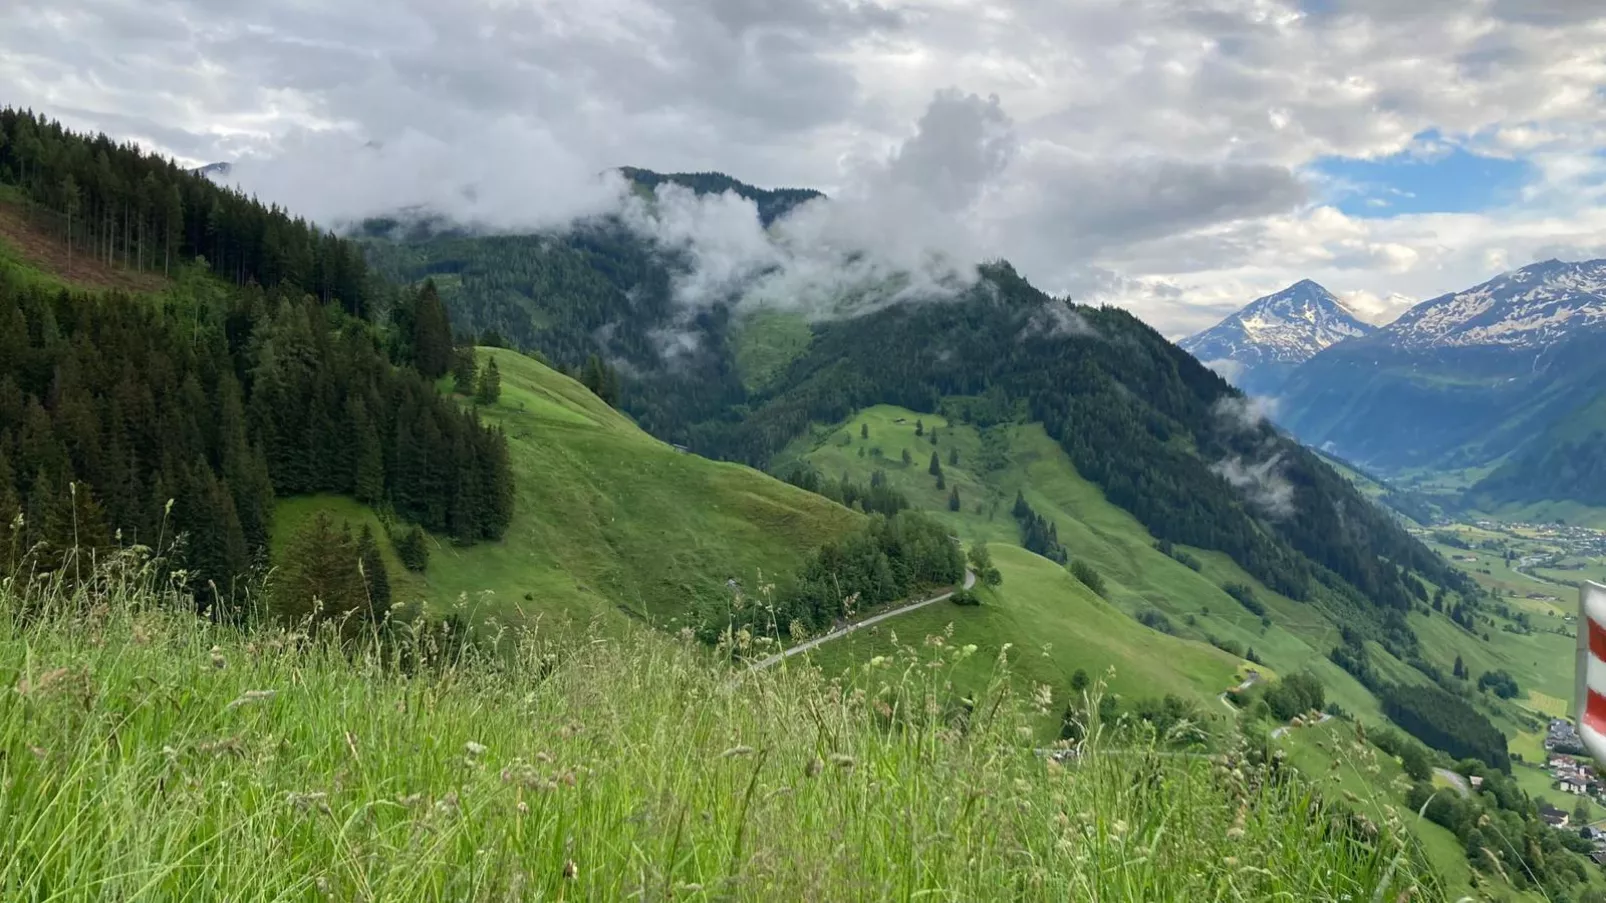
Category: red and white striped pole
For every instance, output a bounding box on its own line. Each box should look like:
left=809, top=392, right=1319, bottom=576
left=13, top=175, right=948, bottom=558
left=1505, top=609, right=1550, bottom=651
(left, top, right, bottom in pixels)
left=1577, top=581, right=1606, bottom=763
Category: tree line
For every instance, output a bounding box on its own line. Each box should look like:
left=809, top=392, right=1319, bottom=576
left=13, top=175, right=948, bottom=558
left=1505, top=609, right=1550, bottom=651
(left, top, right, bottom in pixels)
left=696, top=510, right=964, bottom=646
left=0, top=108, right=371, bottom=315
left=0, top=271, right=514, bottom=612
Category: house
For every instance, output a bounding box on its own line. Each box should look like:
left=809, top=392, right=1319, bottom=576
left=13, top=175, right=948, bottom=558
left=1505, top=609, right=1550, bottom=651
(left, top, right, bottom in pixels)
left=1469, top=775, right=1484, bottom=789
left=1539, top=803, right=1570, bottom=828
left=1559, top=777, right=1589, bottom=795
left=1581, top=826, right=1604, bottom=841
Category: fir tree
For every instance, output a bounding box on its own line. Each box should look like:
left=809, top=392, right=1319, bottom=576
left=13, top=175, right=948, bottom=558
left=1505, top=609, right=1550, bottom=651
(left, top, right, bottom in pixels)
left=357, top=524, right=392, bottom=616
left=928, top=451, right=942, bottom=476
left=475, top=358, right=502, bottom=405
left=452, top=346, right=478, bottom=395
left=947, top=484, right=961, bottom=511
left=915, top=419, right=924, bottom=437
left=860, top=423, right=868, bottom=440
left=411, top=281, right=454, bottom=379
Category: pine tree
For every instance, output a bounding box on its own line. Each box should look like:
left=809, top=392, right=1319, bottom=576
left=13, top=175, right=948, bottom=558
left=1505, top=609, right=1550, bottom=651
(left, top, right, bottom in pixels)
left=475, top=358, right=501, bottom=405
left=928, top=451, right=942, bottom=476
left=273, top=512, right=367, bottom=627
left=860, top=423, right=868, bottom=440
left=411, top=281, right=454, bottom=379
left=915, top=419, right=924, bottom=437
left=357, top=524, right=391, bottom=616
left=452, top=346, right=478, bottom=395
left=948, top=484, right=961, bottom=511
left=936, top=472, right=946, bottom=490
left=61, top=174, right=80, bottom=275
left=930, top=428, right=939, bottom=446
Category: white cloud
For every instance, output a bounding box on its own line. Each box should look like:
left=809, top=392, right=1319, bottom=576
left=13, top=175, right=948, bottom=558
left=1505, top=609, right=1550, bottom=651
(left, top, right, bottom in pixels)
left=8, top=0, right=1606, bottom=334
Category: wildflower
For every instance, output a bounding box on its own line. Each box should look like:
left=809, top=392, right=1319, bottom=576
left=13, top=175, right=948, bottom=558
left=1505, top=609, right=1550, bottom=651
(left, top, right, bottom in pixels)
left=209, top=646, right=227, bottom=670
left=225, top=690, right=276, bottom=710
left=517, top=800, right=529, bottom=814
left=465, top=741, right=488, bottom=757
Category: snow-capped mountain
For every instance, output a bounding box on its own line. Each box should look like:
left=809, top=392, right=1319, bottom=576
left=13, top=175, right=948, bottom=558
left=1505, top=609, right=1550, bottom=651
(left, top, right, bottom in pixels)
left=1275, top=257, right=1606, bottom=476
left=1179, top=280, right=1374, bottom=396
left=1382, top=258, right=1606, bottom=349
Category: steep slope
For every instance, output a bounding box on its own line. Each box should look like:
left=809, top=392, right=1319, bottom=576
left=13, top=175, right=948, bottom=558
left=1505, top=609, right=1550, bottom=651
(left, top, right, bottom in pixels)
left=619, top=166, right=825, bottom=226
left=276, top=350, right=860, bottom=624
left=1179, top=280, right=1374, bottom=396
left=1279, top=259, right=1606, bottom=474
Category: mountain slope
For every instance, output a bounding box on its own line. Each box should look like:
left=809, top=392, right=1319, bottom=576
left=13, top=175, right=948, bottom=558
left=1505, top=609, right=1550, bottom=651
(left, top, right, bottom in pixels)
left=1180, top=280, right=1374, bottom=396
left=1279, top=259, right=1606, bottom=474
left=619, top=166, right=825, bottom=226
left=276, top=349, right=860, bottom=624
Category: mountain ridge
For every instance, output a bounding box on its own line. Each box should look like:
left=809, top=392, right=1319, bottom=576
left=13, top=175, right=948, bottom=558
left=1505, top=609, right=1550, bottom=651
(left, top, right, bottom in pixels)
left=1179, top=279, right=1374, bottom=396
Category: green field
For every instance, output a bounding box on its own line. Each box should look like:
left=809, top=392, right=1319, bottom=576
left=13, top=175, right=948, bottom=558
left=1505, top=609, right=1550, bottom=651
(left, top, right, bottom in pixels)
left=731, top=309, right=813, bottom=391
left=802, top=543, right=1242, bottom=721
left=273, top=350, right=859, bottom=628
left=0, top=565, right=1434, bottom=900
left=782, top=405, right=1394, bottom=719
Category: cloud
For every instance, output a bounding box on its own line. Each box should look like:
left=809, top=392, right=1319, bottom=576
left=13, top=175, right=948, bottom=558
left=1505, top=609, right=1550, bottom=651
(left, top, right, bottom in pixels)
left=1212, top=454, right=1296, bottom=520
left=1213, top=396, right=1281, bottom=433
left=1202, top=358, right=1246, bottom=383
left=9, top=0, right=1606, bottom=336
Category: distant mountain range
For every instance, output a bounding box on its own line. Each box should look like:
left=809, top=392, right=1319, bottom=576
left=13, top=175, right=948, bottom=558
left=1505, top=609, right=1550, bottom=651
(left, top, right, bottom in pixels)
left=1266, top=259, right=1606, bottom=507
left=1178, top=280, right=1373, bottom=396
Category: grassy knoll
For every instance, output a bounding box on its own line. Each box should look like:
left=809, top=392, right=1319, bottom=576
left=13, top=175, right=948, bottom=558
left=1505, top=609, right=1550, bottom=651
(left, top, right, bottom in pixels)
left=784, top=405, right=1384, bottom=719
left=273, top=351, right=859, bottom=627
left=0, top=565, right=1434, bottom=901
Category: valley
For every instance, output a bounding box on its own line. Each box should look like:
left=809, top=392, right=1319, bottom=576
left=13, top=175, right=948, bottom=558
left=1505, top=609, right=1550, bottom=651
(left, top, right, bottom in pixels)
left=5, top=108, right=1606, bottom=901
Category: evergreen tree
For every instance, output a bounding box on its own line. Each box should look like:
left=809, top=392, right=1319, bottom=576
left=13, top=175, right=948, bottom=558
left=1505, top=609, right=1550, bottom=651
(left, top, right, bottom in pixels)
left=452, top=346, right=478, bottom=395
left=930, top=428, right=938, bottom=446
left=901, top=448, right=912, bottom=466
left=948, top=484, right=961, bottom=511
left=475, top=358, right=501, bottom=405
left=860, top=423, right=868, bottom=440
left=928, top=451, right=942, bottom=476
left=357, top=524, right=392, bottom=616
left=411, top=280, right=454, bottom=379
left=272, top=512, right=368, bottom=627
left=948, top=448, right=959, bottom=466
left=915, top=419, right=924, bottom=437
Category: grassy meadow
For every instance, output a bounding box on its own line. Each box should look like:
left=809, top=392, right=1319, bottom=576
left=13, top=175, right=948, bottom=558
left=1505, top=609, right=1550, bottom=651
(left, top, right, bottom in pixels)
left=782, top=405, right=1389, bottom=720
left=273, top=351, right=860, bottom=629
left=0, top=557, right=1437, bottom=901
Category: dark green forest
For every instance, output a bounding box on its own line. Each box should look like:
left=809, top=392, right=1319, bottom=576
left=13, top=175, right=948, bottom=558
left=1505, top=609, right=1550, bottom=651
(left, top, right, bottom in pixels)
left=0, top=109, right=371, bottom=313
left=0, top=111, right=514, bottom=615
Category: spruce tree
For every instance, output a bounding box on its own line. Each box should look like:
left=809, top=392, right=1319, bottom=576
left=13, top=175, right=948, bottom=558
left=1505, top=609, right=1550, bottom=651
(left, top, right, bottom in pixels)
left=411, top=281, right=454, bottom=379
left=475, top=358, right=502, bottom=405
left=357, top=524, right=392, bottom=616
left=948, top=485, right=961, bottom=511
left=915, top=419, right=924, bottom=437
left=928, top=451, right=942, bottom=476
left=860, top=423, right=868, bottom=440
left=452, top=346, right=478, bottom=395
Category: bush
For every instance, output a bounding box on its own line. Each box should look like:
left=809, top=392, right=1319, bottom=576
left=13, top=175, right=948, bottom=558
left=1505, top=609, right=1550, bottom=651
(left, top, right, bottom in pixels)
left=1223, top=583, right=1265, bottom=617
left=950, top=589, right=981, bottom=607
left=1071, top=560, right=1106, bottom=597
left=391, top=524, right=430, bottom=573
left=1138, top=609, right=1175, bottom=635
left=1477, top=669, right=1519, bottom=699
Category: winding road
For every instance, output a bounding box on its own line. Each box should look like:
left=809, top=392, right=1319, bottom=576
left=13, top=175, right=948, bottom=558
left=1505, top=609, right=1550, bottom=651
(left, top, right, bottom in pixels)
left=748, top=569, right=977, bottom=671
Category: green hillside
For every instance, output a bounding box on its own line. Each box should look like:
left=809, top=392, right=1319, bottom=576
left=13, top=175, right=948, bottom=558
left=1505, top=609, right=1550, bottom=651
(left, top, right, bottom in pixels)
left=780, top=405, right=1395, bottom=719
left=275, top=350, right=860, bottom=626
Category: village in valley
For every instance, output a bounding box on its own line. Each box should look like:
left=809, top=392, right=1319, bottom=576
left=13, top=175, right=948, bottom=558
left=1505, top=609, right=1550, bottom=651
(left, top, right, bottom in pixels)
left=1539, top=717, right=1606, bottom=862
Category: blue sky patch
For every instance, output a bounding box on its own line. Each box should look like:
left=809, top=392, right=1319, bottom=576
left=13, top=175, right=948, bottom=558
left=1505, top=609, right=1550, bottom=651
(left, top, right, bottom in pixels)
left=1307, top=133, right=1534, bottom=218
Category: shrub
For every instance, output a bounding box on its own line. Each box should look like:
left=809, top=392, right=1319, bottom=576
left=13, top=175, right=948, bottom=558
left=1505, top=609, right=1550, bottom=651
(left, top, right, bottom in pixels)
left=1071, top=560, right=1106, bottom=597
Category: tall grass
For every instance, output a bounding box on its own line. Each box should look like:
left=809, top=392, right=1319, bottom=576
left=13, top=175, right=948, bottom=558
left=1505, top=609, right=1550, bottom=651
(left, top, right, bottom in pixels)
left=0, top=551, right=1440, bottom=901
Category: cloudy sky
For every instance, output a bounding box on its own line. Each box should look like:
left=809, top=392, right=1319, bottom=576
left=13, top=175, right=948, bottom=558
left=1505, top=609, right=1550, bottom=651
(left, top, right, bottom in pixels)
left=7, top=0, right=1606, bottom=337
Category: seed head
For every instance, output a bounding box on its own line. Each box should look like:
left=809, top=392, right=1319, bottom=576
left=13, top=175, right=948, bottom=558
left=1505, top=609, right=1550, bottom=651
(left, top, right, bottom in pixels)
left=464, top=741, right=488, bottom=757
left=805, top=757, right=824, bottom=778
left=562, top=859, right=579, bottom=881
